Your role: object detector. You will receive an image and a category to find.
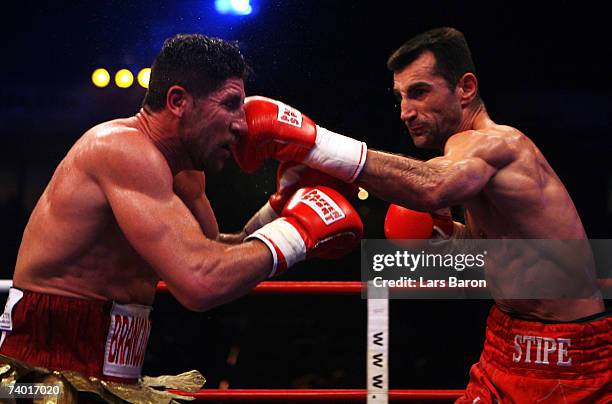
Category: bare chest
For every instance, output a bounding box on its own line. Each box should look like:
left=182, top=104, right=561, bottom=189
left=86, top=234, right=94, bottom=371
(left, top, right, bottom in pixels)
left=77, top=218, right=160, bottom=303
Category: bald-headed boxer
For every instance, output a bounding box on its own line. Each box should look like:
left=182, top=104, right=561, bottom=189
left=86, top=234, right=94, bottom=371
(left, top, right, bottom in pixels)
left=233, top=27, right=610, bottom=403
left=0, top=34, right=362, bottom=402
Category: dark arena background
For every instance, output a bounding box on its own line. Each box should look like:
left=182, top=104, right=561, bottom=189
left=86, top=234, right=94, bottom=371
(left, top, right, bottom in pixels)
left=1, top=0, right=610, bottom=398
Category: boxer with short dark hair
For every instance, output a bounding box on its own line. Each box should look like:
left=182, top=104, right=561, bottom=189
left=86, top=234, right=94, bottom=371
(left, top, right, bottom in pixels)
left=233, top=27, right=610, bottom=403
left=0, top=33, right=363, bottom=402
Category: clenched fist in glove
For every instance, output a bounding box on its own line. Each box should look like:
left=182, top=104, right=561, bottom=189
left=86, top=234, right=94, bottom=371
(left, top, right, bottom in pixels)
left=246, top=186, right=363, bottom=277
left=232, top=96, right=368, bottom=183
left=384, top=204, right=455, bottom=240
left=244, top=161, right=359, bottom=235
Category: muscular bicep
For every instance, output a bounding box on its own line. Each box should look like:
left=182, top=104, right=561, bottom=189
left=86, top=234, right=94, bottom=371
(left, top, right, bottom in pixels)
left=360, top=132, right=514, bottom=211
left=360, top=150, right=497, bottom=211
left=105, top=176, right=273, bottom=311
left=89, top=139, right=231, bottom=302
left=85, top=132, right=272, bottom=311
left=102, top=165, right=222, bottom=286
left=425, top=155, right=497, bottom=207
left=430, top=130, right=518, bottom=206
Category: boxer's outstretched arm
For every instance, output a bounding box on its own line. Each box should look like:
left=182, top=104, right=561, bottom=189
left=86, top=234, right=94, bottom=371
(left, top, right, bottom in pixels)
left=358, top=132, right=513, bottom=211
left=94, top=134, right=271, bottom=312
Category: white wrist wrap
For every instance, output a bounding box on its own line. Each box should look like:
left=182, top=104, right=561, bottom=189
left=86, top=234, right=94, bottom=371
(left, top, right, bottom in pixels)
left=244, top=201, right=279, bottom=235
left=246, top=218, right=306, bottom=277
left=303, top=126, right=367, bottom=183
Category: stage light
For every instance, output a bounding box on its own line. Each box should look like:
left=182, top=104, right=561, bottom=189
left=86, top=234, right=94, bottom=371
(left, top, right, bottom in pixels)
left=92, top=68, right=110, bottom=88
left=115, top=69, right=134, bottom=88
left=137, top=68, right=151, bottom=88
left=358, top=187, right=369, bottom=201
left=215, top=0, right=252, bottom=15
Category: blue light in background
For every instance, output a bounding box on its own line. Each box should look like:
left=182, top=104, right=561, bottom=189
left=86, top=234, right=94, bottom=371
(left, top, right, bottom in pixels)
left=215, top=0, right=253, bottom=15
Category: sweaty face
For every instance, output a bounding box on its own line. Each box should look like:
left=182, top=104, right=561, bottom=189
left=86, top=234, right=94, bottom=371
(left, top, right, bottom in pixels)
left=393, top=52, right=462, bottom=149
left=181, top=78, right=246, bottom=173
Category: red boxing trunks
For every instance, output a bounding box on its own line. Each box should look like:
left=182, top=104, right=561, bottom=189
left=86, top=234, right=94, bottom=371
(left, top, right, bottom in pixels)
left=458, top=305, right=611, bottom=403
left=0, top=288, right=152, bottom=384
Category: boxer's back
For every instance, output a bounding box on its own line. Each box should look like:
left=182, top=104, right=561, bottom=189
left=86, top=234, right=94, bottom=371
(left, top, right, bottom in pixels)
left=461, top=126, right=586, bottom=239
left=13, top=118, right=159, bottom=305
left=457, top=125, right=603, bottom=320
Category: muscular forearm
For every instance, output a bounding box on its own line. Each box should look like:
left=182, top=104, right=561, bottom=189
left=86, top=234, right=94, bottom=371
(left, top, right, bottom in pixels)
left=204, top=241, right=272, bottom=308
left=173, top=240, right=272, bottom=312
left=358, top=150, right=445, bottom=211
left=359, top=150, right=495, bottom=211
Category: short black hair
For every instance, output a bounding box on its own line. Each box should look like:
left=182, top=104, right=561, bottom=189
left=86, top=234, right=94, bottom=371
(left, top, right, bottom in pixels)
left=143, top=34, right=248, bottom=111
left=387, top=27, right=477, bottom=92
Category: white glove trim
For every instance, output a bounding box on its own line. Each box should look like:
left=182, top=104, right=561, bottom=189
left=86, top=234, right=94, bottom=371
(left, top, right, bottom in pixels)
left=303, top=126, right=368, bottom=183
left=246, top=218, right=306, bottom=277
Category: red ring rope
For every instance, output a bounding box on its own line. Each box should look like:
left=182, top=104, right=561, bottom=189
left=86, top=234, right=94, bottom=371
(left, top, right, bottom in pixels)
left=156, top=281, right=362, bottom=294
left=168, top=388, right=464, bottom=401
left=156, top=280, right=612, bottom=294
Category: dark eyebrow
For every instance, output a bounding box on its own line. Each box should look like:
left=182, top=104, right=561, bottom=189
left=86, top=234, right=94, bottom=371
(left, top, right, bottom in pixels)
left=406, top=81, right=432, bottom=92
left=224, top=90, right=242, bottom=99
left=222, top=91, right=242, bottom=103
left=394, top=81, right=432, bottom=98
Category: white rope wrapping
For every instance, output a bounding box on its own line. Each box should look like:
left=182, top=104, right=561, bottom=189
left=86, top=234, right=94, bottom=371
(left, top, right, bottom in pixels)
left=367, top=282, right=389, bottom=404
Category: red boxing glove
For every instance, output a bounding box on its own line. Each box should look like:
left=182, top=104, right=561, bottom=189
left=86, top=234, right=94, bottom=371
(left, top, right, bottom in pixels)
left=271, top=162, right=359, bottom=210
left=244, top=162, right=360, bottom=235
left=244, top=161, right=359, bottom=235
left=246, top=186, right=364, bottom=277
left=384, top=204, right=454, bottom=240
left=232, top=96, right=367, bottom=182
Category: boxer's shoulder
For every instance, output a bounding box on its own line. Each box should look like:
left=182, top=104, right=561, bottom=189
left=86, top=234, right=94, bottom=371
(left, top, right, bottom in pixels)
left=472, top=125, right=547, bottom=169
left=446, top=127, right=520, bottom=168
left=449, top=125, right=523, bottom=148
left=86, top=118, right=151, bottom=150
left=78, top=119, right=170, bottom=185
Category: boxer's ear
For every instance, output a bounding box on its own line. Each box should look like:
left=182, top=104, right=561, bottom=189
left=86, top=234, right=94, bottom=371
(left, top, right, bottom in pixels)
left=456, top=73, right=478, bottom=107
left=166, top=85, right=191, bottom=118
